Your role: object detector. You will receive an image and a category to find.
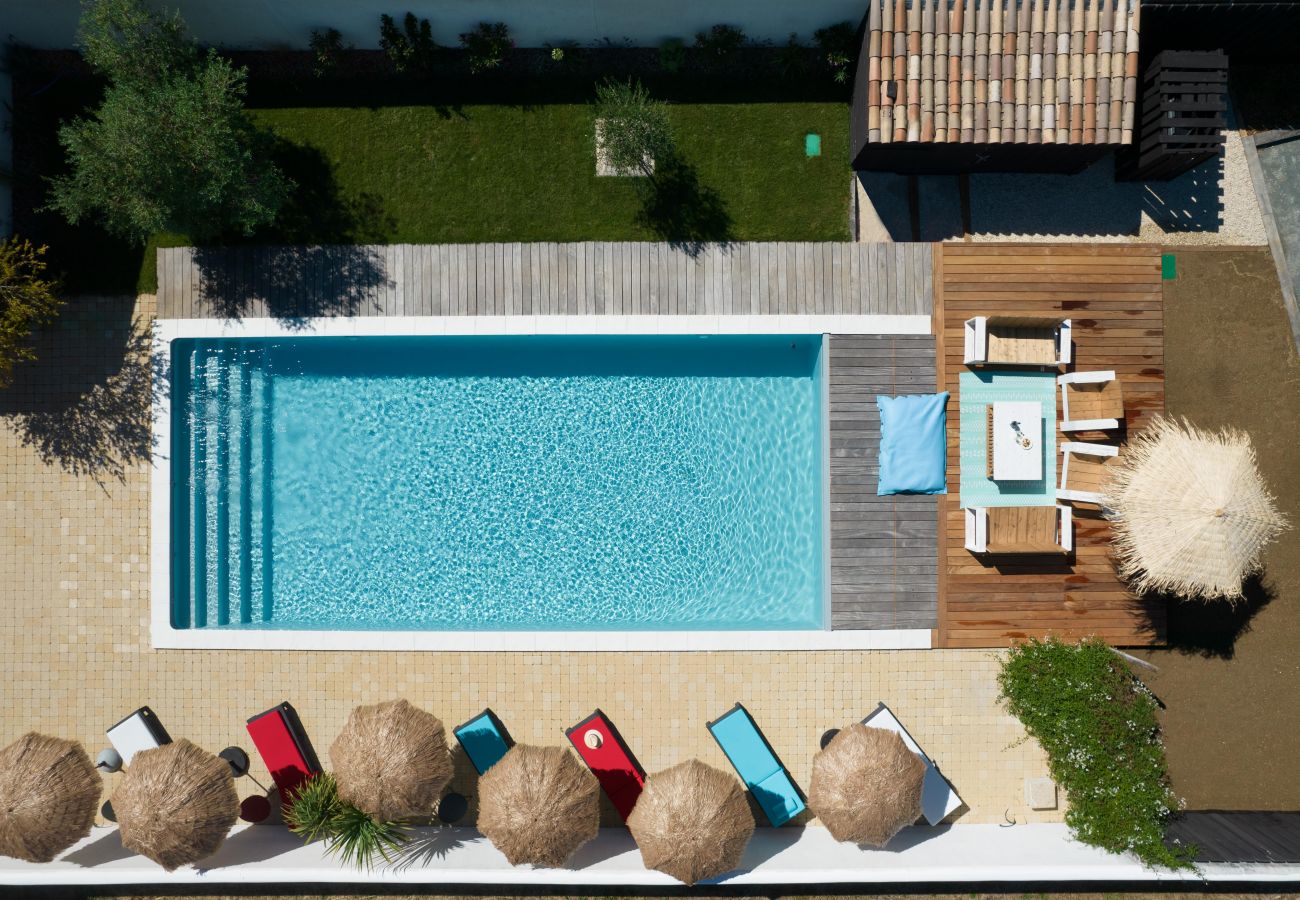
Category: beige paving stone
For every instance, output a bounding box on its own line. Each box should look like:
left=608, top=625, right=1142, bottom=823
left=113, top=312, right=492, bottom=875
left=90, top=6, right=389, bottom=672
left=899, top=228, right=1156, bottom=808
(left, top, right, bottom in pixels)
left=0, top=295, right=1060, bottom=832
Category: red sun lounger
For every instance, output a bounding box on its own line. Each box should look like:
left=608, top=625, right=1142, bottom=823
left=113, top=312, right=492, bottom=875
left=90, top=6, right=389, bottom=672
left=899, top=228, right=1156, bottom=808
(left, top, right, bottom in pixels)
left=247, top=702, right=322, bottom=806
left=565, top=709, right=646, bottom=821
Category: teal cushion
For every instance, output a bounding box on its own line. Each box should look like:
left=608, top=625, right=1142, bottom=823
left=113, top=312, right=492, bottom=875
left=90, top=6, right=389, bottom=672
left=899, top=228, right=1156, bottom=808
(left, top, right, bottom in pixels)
left=877, top=392, right=949, bottom=495
left=709, top=708, right=779, bottom=786
left=754, top=769, right=806, bottom=826
left=455, top=715, right=509, bottom=775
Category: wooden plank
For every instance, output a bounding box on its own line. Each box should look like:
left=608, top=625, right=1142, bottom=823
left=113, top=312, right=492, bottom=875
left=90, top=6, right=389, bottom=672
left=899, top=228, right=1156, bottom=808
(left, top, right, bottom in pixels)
left=830, top=333, right=940, bottom=631
left=935, top=242, right=1165, bottom=648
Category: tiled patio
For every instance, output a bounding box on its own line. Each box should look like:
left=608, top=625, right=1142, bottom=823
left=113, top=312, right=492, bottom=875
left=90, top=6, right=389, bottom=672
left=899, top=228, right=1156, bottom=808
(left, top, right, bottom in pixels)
left=0, top=292, right=1062, bottom=830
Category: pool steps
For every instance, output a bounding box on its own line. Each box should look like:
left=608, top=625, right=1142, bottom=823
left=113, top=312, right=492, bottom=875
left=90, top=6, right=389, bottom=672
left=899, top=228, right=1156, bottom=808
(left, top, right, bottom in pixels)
left=179, top=344, right=269, bottom=628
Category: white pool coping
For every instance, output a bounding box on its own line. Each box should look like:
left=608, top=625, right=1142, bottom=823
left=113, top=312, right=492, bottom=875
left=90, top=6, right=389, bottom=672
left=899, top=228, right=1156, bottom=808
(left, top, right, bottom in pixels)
left=6, top=822, right=1297, bottom=887
left=150, top=314, right=935, bottom=652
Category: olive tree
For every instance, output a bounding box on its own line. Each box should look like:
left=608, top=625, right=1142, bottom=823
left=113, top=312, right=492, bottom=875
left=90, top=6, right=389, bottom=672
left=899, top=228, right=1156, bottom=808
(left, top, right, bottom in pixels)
left=47, top=0, right=291, bottom=243
left=593, top=78, right=674, bottom=180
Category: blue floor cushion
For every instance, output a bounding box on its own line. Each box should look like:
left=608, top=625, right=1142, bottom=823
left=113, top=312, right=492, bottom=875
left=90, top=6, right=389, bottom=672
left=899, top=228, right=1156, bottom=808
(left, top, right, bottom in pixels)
left=876, top=392, right=950, bottom=495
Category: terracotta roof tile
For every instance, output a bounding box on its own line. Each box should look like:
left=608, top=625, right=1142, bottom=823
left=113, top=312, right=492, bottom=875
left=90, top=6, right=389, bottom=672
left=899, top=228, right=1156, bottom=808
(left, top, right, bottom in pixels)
left=865, top=0, right=1138, bottom=147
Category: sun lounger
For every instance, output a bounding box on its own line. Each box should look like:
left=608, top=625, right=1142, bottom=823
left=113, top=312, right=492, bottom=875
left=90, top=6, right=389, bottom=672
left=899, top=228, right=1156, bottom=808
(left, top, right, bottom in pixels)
left=565, top=709, right=646, bottom=821
left=863, top=702, right=963, bottom=825
left=246, top=702, right=322, bottom=805
left=453, top=708, right=515, bottom=776
left=106, top=706, right=172, bottom=766
left=707, top=703, right=805, bottom=827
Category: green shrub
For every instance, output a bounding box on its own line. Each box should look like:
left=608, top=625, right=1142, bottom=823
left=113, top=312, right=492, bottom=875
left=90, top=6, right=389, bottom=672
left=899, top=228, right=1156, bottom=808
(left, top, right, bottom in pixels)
left=284, top=772, right=343, bottom=843
left=329, top=800, right=410, bottom=868
left=309, top=27, right=344, bottom=78
left=694, top=24, right=746, bottom=58
left=459, top=21, right=512, bottom=74
left=777, top=33, right=809, bottom=78
left=48, top=0, right=290, bottom=243
left=0, top=238, right=64, bottom=389
left=380, top=12, right=437, bottom=75
left=813, top=21, right=857, bottom=84
left=545, top=40, right=581, bottom=67
left=998, top=637, right=1195, bottom=869
left=285, top=773, right=409, bottom=868
left=658, top=37, right=686, bottom=73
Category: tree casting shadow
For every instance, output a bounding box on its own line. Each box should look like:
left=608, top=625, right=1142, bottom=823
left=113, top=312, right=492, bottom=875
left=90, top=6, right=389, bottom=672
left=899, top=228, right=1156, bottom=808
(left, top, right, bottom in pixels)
left=635, top=151, right=733, bottom=256
left=0, top=303, right=162, bottom=486
left=191, top=140, right=395, bottom=321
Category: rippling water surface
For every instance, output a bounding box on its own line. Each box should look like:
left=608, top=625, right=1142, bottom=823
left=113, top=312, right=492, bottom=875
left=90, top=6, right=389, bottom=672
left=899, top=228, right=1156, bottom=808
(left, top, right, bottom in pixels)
left=173, top=335, right=825, bottom=631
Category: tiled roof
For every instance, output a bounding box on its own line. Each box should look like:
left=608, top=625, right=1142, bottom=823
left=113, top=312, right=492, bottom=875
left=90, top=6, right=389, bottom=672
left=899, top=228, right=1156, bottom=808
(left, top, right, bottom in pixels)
left=865, top=0, right=1140, bottom=145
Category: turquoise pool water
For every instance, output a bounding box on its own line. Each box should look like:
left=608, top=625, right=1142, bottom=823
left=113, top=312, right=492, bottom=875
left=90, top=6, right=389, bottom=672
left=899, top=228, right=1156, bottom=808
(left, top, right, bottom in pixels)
left=171, top=335, right=827, bottom=631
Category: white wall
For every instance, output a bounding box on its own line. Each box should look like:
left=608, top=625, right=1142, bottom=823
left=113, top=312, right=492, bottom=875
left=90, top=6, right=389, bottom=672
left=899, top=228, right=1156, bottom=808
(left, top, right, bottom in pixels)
left=3, top=0, right=867, bottom=50
left=4, top=823, right=1300, bottom=888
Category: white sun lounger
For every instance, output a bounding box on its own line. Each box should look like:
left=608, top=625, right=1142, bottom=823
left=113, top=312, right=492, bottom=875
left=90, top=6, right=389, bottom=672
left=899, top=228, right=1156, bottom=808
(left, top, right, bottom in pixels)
left=107, top=706, right=172, bottom=766
left=862, top=702, right=963, bottom=825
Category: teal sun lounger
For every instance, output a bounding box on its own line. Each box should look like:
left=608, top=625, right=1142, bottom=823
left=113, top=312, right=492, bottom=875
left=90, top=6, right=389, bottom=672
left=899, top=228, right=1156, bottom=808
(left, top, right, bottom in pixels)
left=453, top=709, right=514, bottom=776
left=707, top=703, right=806, bottom=826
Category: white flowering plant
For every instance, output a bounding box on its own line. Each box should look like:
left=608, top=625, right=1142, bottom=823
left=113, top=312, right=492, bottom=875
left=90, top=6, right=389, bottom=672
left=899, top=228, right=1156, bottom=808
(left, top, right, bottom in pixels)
left=998, top=636, right=1196, bottom=869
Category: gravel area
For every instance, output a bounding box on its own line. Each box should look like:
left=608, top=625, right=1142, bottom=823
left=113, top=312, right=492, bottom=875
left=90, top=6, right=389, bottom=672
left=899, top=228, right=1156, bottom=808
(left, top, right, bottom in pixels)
left=857, top=103, right=1268, bottom=246
left=968, top=106, right=1266, bottom=245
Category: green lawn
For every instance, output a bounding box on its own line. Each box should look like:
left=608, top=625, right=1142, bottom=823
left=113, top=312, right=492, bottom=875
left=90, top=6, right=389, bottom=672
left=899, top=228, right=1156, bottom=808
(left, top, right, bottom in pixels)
left=135, top=102, right=850, bottom=291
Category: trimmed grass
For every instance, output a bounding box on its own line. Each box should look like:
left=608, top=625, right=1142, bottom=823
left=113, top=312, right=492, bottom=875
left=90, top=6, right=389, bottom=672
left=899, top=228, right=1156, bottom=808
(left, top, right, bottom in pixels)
left=255, top=102, right=848, bottom=243
left=104, top=103, right=851, bottom=294
left=14, top=48, right=851, bottom=295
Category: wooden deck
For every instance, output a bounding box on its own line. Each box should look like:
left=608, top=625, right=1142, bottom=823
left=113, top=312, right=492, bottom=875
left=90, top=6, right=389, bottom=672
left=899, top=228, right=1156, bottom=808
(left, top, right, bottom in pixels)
left=935, top=243, right=1168, bottom=649
left=156, top=242, right=933, bottom=319
left=829, top=336, right=938, bottom=630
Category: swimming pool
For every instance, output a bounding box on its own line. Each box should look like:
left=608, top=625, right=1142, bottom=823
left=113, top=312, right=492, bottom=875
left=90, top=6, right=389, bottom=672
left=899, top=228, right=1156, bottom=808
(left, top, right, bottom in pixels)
left=170, top=334, right=827, bottom=632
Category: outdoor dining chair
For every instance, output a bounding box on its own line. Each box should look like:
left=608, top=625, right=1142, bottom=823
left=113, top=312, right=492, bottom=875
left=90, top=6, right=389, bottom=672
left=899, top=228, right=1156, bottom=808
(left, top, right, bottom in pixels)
left=1057, top=441, right=1120, bottom=506
left=1059, top=370, right=1125, bottom=431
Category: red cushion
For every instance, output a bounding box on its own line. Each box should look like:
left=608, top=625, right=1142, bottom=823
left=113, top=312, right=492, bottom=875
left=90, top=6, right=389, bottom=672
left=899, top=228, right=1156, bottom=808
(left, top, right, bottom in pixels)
left=247, top=708, right=315, bottom=804
left=567, top=713, right=645, bottom=821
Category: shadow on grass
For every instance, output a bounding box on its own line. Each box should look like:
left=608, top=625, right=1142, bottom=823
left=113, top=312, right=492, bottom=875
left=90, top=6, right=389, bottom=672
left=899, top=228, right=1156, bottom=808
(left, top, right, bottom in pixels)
left=1157, top=574, right=1276, bottom=660
left=0, top=303, right=162, bottom=487
left=635, top=151, right=733, bottom=256
left=190, top=140, right=395, bottom=321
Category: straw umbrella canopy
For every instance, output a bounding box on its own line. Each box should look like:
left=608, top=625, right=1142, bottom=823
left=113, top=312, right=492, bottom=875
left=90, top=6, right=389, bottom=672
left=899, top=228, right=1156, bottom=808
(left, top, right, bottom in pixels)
left=1104, top=417, right=1288, bottom=601
left=627, top=759, right=754, bottom=884
left=330, top=698, right=453, bottom=821
left=0, top=733, right=101, bottom=863
left=809, top=724, right=924, bottom=847
left=111, top=739, right=238, bottom=871
left=476, top=744, right=599, bottom=868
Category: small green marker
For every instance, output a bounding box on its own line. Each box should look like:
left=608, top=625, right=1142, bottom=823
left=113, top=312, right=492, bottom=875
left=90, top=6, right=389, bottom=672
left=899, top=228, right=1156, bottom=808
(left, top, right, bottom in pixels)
left=805, top=133, right=821, bottom=157
left=1161, top=253, right=1176, bottom=280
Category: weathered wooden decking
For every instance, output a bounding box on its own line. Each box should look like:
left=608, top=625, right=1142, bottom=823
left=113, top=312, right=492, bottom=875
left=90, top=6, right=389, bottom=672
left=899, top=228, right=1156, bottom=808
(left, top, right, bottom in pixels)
left=829, top=336, right=939, bottom=629
left=1166, top=813, right=1300, bottom=863
left=935, top=243, right=1168, bottom=648
left=158, top=241, right=939, bottom=633
left=155, top=242, right=934, bottom=319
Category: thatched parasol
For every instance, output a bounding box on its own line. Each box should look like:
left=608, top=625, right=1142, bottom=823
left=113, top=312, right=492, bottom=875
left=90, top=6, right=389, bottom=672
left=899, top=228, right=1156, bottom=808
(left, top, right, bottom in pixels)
left=1104, top=417, right=1289, bottom=601
left=627, top=759, right=754, bottom=884
left=0, top=733, right=101, bottom=863
left=476, top=744, right=599, bottom=868
left=809, top=724, right=924, bottom=847
left=111, top=739, right=239, bottom=870
left=330, top=698, right=453, bottom=821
